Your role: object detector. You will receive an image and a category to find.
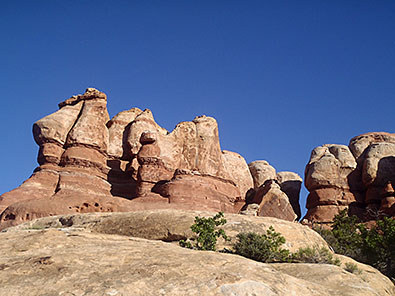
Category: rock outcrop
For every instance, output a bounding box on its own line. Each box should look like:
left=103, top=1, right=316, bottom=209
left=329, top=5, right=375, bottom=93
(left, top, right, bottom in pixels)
left=242, top=160, right=302, bottom=221
left=0, top=88, right=300, bottom=229
left=5, top=210, right=328, bottom=252
left=277, top=171, right=303, bottom=219
left=304, top=132, right=395, bottom=223
left=1, top=210, right=393, bottom=296
left=249, top=160, right=277, bottom=188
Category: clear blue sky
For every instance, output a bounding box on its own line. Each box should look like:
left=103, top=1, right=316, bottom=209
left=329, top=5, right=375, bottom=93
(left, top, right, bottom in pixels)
left=1, top=1, right=394, bottom=217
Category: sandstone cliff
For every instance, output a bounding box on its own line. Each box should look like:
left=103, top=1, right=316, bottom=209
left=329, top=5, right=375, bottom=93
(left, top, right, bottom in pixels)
left=304, top=132, right=395, bottom=223
left=0, top=88, right=300, bottom=229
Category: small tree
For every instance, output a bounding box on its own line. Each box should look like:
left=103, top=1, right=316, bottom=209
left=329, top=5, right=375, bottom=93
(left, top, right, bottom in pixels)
left=179, top=212, right=229, bottom=251
left=314, top=210, right=395, bottom=282
left=330, top=209, right=363, bottom=258
left=233, top=226, right=290, bottom=263
left=359, top=217, right=395, bottom=280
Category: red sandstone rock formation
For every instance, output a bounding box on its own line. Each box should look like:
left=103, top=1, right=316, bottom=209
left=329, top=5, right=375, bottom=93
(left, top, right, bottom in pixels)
left=0, top=88, right=299, bottom=229
left=304, top=132, right=395, bottom=223
left=241, top=160, right=301, bottom=221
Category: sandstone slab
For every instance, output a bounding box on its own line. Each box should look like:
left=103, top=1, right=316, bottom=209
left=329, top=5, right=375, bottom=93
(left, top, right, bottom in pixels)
left=0, top=211, right=393, bottom=296
left=7, top=210, right=326, bottom=252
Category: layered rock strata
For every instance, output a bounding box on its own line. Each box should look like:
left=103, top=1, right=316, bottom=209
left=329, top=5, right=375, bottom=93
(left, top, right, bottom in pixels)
left=0, top=88, right=300, bottom=229
left=304, top=132, right=395, bottom=223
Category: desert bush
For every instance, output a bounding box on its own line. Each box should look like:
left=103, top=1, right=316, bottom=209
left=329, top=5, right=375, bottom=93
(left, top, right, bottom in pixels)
left=290, top=246, right=341, bottom=266
left=233, top=227, right=341, bottom=266
left=313, top=210, right=362, bottom=258
left=344, top=262, right=362, bottom=274
left=358, top=217, right=395, bottom=280
left=314, top=210, right=395, bottom=281
left=179, top=212, right=229, bottom=251
left=233, top=226, right=290, bottom=263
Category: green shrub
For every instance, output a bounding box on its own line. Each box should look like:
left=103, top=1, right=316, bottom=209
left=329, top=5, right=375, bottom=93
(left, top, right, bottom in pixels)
left=344, top=262, right=362, bottom=274
left=291, top=246, right=341, bottom=266
left=358, top=217, right=395, bottom=280
left=331, top=210, right=363, bottom=257
left=233, top=226, right=290, bottom=263
left=313, top=210, right=362, bottom=258
left=314, top=210, right=395, bottom=282
left=179, top=212, right=229, bottom=251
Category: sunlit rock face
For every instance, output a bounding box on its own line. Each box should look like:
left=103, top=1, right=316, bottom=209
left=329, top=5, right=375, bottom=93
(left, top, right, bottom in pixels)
left=241, top=160, right=302, bottom=222
left=1, top=210, right=394, bottom=296
left=304, top=132, right=395, bottom=224
left=0, top=88, right=301, bottom=229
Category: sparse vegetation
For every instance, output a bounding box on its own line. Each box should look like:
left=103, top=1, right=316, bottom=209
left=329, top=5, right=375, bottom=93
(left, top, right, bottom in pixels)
left=26, top=224, right=45, bottom=230
left=233, top=227, right=290, bottom=263
left=233, top=226, right=340, bottom=266
left=179, top=212, right=229, bottom=251
left=344, top=262, right=362, bottom=274
left=313, top=209, right=395, bottom=282
left=290, top=246, right=340, bottom=266
left=179, top=212, right=361, bottom=270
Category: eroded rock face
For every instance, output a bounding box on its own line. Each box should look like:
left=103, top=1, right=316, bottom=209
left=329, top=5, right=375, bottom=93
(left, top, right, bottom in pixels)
left=242, top=161, right=301, bottom=221
left=2, top=88, right=308, bottom=229
left=249, top=160, right=277, bottom=188
left=222, top=150, right=254, bottom=199
left=304, top=133, right=395, bottom=223
left=107, top=108, right=143, bottom=159
left=304, top=144, right=362, bottom=223
left=254, top=180, right=297, bottom=221
left=0, top=88, right=304, bottom=228
left=155, top=170, right=244, bottom=213
left=349, top=132, right=395, bottom=161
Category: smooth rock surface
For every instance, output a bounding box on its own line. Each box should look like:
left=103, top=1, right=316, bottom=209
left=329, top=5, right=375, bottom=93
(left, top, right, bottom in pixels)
left=1, top=210, right=393, bottom=296
left=248, top=160, right=277, bottom=188
left=222, top=150, right=254, bottom=198
left=6, top=210, right=327, bottom=252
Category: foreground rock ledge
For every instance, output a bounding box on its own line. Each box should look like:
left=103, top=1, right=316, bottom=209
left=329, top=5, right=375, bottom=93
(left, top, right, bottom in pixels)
left=1, top=210, right=393, bottom=296
left=5, top=210, right=326, bottom=252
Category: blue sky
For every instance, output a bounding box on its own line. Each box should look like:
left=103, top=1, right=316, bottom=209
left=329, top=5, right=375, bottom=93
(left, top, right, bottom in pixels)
left=1, top=1, right=394, bottom=217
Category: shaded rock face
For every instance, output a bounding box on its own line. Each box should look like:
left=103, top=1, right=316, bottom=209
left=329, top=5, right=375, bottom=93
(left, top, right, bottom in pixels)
left=277, top=171, right=302, bottom=219
left=254, top=180, right=297, bottom=221
left=242, top=160, right=301, bottom=221
left=304, top=132, right=395, bottom=223
left=1, top=88, right=300, bottom=229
